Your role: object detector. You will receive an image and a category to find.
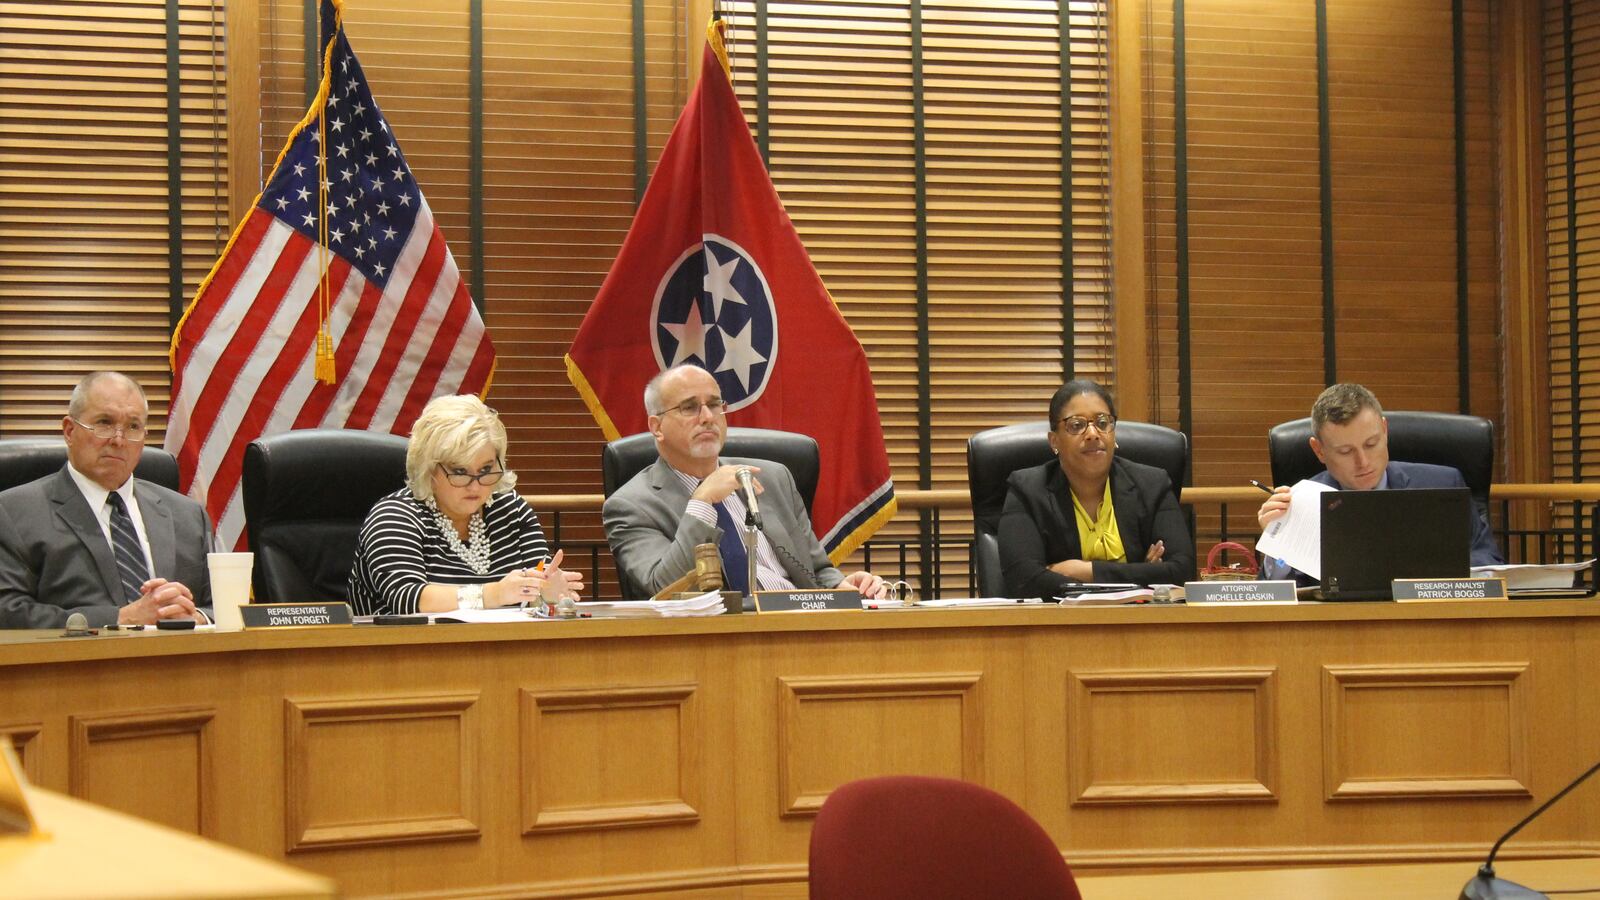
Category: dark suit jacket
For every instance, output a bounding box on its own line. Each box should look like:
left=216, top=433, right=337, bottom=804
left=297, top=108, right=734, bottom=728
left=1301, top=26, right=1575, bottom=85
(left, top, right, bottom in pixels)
left=1310, top=461, right=1503, bottom=566
left=999, top=457, right=1196, bottom=599
left=602, top=456, right=842, bottom=599
left=0, top=466, right=214, bottom=628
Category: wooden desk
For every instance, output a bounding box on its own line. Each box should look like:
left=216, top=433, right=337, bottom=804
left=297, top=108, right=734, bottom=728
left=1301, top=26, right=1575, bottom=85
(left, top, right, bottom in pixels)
left=1077, top=857, right=1600, bottom=899
left=2, top=602, right=1598, bottom=898
left=1, top=786, right=335, bottom=899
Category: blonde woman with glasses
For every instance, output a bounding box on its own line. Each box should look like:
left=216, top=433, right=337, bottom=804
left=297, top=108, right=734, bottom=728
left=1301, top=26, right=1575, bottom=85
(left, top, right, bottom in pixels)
left=347, top=395, right=581, bottom=616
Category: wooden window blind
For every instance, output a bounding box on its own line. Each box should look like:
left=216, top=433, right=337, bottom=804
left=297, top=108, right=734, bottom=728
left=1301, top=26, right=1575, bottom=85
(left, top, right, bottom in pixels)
left=1546, top=0, right=1600, bottom=490
left=721, top=0, right=1114, bottom=594
left=0, top=0, right=228, bottom=440
left=1143, top=0, right=1501, bottom=543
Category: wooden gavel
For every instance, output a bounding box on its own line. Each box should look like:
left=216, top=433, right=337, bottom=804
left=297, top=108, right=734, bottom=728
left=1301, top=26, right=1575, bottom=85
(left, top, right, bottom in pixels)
left=650, top=543, right=723, bottom=601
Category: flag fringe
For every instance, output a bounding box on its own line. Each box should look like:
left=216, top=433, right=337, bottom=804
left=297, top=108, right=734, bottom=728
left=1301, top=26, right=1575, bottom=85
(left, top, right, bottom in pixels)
left=564, top=354, right=623, bottom=443
left=827, top=495, right=897, bottom=566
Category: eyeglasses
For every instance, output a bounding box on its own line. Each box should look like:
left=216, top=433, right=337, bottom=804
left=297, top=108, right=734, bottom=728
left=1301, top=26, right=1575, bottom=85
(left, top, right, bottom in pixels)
left=656, top=397, right=727, bottom=418
left=1057, top=414, right=1116, bottom=436
left=437, top=463, right=505, bottom=487
left=72, top=418, right=146, bottom=441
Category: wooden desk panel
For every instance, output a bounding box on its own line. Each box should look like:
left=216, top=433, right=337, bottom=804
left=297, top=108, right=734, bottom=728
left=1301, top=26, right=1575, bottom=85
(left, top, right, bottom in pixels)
left=1, top=602, right=1597, bottom=898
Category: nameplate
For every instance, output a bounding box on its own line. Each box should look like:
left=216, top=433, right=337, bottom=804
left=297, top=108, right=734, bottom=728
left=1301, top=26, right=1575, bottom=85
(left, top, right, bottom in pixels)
left=240, top=602, right=353, bottom=629
left=1392, top=578, right=1508, bottom=601
left=1183, top=580, right=1299, bottom=604
left=752, top=589, right=861, bottom=613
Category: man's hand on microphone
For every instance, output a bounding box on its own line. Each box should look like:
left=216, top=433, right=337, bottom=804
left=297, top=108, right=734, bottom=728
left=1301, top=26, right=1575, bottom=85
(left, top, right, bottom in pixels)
left=691, top=464, right=763, bottom=505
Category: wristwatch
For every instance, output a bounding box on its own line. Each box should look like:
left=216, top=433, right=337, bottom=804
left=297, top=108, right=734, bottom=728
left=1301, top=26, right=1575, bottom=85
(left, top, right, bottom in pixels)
left=456, top=583, right=485, bottom=610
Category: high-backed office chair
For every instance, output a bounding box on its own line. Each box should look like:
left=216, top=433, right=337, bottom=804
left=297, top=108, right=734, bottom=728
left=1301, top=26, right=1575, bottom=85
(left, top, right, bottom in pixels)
left=601, top=427, right=821, bottom=599
left=241, top=429, right=409, bottom=604
left=808, top=775, right=1082, bottom=900
left=1267, top=411, right=1495, bottom=506
left=965, top=420, right=1188, bottom=598
left=0, top=437, right=181, bottom=493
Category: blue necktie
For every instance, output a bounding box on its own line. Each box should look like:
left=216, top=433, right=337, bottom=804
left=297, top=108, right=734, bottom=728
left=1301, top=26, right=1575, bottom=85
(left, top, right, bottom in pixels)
left=105, top=492, right=150, bottom=604
left=714, top=500, right=750, bottom=595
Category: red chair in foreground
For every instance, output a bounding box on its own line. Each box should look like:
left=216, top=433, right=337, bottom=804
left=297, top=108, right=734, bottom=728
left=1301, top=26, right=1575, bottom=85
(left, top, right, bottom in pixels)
left=809, top=775, right=1082, bottom=900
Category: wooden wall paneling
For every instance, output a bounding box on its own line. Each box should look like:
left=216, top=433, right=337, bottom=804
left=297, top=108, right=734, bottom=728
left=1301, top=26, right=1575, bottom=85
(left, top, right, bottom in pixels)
left=1112, top=0, right=1150, bottom=422
left=729, top=621, right=1024, bottom=874
left=68, top=706, right=217, bottom=837
left=1499, top=0, right=1552, bottom=488
left=1325, top=0, right=1501, bottom=426
left=775, top=672, right=984, bottom=817
left=1, top=723, right=42, bottom=784
left=1321, top=663, right=1532, bottom=801
left=519, top=683, right=701, bottom=832
left=283, top=692, right=482, bottom=851
left=1067, top=667, right=1278, bottom=805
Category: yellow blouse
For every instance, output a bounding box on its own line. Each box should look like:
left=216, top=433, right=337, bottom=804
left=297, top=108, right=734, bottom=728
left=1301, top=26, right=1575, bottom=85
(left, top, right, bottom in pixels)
left=1070, top=480, right=1126, bottom=563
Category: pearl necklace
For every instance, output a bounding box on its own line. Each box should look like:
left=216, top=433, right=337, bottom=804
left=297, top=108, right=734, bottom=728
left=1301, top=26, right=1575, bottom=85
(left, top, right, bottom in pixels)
left=428, top=499, right=492, bottom=575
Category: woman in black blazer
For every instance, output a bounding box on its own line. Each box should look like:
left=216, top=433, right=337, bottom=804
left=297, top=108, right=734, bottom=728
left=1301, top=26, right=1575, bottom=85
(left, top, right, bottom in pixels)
left=998, top=380, right=1196, bottom=599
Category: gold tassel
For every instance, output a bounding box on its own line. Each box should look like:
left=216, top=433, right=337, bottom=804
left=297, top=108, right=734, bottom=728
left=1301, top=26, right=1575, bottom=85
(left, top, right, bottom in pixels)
left=314, top=328, right=336, bottom=384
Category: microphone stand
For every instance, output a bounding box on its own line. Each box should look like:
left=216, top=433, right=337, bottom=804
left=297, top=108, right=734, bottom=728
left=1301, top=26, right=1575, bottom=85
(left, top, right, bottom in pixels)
left=743, top=505, right=761, bottom=602
left=1460, top=755, right=1600, bottom=899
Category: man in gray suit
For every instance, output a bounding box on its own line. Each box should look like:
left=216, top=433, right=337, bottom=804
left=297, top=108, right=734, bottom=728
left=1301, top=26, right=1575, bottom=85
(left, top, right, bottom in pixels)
left=603, top=364, right=887, bottom=600
left=0, top=372, right=213, bottom=628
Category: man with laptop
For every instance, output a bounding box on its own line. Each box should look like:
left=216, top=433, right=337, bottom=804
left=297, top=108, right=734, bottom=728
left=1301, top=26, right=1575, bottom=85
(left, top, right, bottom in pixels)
left=1257, top=383, right=1504, bottom=588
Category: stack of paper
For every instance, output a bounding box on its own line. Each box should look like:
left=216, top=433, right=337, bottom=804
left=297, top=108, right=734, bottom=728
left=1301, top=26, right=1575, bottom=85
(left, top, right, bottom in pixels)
left=1470, top=560, right=1595, bottom=591
left=577, top=590, right=727, bottom=618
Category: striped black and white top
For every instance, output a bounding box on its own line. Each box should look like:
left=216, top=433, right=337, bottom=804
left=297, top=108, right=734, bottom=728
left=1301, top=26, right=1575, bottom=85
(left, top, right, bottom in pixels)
left=347, top=488, right=550, bottom=616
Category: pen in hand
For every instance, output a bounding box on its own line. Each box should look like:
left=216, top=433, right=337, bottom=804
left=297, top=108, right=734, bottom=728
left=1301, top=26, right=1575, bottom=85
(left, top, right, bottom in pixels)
left=1249, top=479, right=1275, bottom=495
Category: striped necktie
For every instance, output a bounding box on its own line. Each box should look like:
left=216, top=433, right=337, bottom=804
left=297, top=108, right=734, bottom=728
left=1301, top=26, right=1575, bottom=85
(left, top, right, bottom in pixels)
left=105, top=492, right=150, bottom=604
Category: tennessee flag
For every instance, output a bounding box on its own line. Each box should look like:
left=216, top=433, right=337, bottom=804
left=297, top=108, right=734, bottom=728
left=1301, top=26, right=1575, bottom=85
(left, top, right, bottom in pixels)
left=565, top=20, right=895, bottom=562
left=166, top=0, right=494, bottom=550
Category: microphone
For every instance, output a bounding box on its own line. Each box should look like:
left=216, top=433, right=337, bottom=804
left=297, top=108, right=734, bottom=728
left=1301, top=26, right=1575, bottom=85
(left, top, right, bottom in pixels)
left=1459, top=755, right=1600, bottom=899
left=735, top=467, right=762, bottom=528
left=63, top=612, right=92, bottom=638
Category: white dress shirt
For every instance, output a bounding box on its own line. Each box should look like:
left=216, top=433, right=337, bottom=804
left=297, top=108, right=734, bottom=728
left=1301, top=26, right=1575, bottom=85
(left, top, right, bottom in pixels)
left=65, top=463, right=155, bottom=576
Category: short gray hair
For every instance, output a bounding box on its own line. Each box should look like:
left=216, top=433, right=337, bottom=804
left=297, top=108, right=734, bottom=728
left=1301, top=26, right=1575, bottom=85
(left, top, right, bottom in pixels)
left=643, top=364, right=713, bottom=416
left=1311, top=383, right=1383, bottom=437
left=405, top=394, right=517, bottom=501
left=68, top=372, right=147, bottom=419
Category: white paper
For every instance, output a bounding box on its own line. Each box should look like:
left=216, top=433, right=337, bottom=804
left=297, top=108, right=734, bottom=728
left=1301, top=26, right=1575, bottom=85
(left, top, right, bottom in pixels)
left=1470, top=559, right=1595, bottom=591
left=430, top=607, right=538, bottom=624
left=914, top=597, right=1045, bottom=608
left=1254, top=479, right=1336, bottom=580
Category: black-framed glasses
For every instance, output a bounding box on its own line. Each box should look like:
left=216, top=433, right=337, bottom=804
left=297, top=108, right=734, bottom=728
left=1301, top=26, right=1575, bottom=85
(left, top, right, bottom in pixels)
left=437, top=463, right=505, bottom=487
left=72, top=418, right=146, bottom=441
left=1057, top=413, right=1116, bottom=436
left=656, top=397, right=727, bottom=418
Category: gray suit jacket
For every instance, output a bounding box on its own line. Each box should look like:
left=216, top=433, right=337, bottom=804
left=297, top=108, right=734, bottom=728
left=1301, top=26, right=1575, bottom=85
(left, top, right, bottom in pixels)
left=602, top=456, right=842, bottom=599
left=0, top=466, right=214, bottom=628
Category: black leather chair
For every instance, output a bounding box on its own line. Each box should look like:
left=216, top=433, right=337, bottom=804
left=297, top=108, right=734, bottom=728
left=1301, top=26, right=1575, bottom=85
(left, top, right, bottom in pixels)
left=966, top=420, right=1189, bottom=598
left=1267, top=411, right=1495, bottom=506
left=242, top=429, right=409, bottom=604
left=0, top=437, right=181, bottom=493
left=601, top=427, right=821, bottom=599
left=601, top=427, right=821, bottom=513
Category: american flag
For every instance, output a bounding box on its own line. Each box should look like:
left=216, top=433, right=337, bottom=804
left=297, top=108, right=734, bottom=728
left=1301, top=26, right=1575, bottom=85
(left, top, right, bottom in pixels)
left=167, top=0, right=494, bottom=550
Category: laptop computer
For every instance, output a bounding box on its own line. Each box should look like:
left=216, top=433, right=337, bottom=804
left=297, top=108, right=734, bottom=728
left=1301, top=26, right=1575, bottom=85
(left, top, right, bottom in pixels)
left=1318, top=488, right=1472, bottom=601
